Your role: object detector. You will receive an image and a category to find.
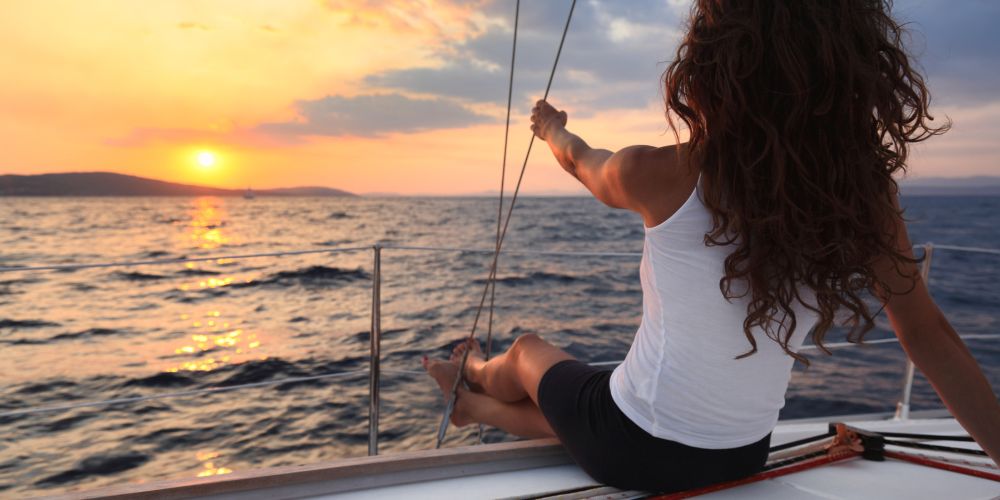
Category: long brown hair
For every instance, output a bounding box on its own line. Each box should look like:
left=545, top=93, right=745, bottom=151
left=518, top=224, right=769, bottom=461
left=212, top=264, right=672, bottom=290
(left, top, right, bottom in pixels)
left=663, top=0, right=949, bottom=362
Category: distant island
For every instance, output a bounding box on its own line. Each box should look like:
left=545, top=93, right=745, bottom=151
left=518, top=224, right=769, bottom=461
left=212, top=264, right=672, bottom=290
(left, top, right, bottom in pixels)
left=2, top=171, right=997, bottom=197
left=898, top=176, right=1000, bottom=196
left=0, top=172, right=355, bottom=197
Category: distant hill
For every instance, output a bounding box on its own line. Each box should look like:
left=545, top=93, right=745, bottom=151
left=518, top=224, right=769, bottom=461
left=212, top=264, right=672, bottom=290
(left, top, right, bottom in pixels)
left=899, top=176, right=1000, bottom=196
left=0, top=172, right=355, bottom=197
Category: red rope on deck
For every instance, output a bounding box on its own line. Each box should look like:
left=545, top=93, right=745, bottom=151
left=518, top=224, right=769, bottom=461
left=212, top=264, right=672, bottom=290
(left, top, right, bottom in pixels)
left=884, top=450, right=1000, bottom=482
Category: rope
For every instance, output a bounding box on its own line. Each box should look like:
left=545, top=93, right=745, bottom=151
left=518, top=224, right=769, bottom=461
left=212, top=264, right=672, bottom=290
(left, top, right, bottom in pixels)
left=437, top=0, right=578, bottom=449
left=876, top=431, right=975, bottom=442
left=656, top=424, right=1000, bottom=497
left=885, top=450, right=1000, bottom=481
left=0, top=368, right=432, bottom=420
left=0, top=369, right=369, bottom=419
left=0, top=246, right=371, bottom=273
left=767, top=431, right=835, bottom=453
left=797, top=333, right=1000, bottom=351
left=884, top=448, right=998, bottom=471
left=591, top=333, right=1000, bottom=368
left=383, top=245, right=642, bottom=257
left=479, top=0, right=520, bottom=446
left=884, top=438, right=989, bottom=457
left=3, top=242, right=997, bottom=275
left=932, top=244, right=1000, bottom=256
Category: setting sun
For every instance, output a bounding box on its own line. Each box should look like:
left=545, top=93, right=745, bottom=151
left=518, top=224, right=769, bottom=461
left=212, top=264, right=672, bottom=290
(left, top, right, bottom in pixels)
left=196, top=151, right=217, bottom=169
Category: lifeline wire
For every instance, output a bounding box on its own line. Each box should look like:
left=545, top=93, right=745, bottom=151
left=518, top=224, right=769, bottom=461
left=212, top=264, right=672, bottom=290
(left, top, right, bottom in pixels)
left=479, top=0, right=520, bottom=445
left=1, top=332, right=995, bottom=419
left=437, top=0, right=578, bottom=448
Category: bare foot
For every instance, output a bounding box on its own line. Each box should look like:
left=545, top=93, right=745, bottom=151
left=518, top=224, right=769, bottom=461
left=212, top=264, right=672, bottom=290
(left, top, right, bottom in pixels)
left=422, top=356, right=473, bottom=427
left=450, top=338, right=487, bottom=391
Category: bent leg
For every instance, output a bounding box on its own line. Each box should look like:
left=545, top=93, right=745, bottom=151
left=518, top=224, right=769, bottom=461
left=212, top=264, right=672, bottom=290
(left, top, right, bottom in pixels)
left=457, top=392, right=555, bottom=439
left=464, top=333, right=573, bottom=404
left=424, top=356, right=555, bottom=439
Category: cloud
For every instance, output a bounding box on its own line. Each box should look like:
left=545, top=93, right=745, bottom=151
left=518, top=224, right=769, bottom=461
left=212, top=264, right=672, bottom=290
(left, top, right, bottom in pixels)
left=364, top=60, right=510, bottom=104
left=319, top=0, right=488, bottom=40
left=893, top=0, right=1000, bottom=106
left=362, top=0, right=687, bottom=112
left=256, top=93, right=494, bottom=138
left=355, top=0, right=1000, bottom=116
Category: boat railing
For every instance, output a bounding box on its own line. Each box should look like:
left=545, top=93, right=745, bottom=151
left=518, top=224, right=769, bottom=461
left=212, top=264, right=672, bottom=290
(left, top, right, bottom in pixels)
left=1, top=242, right=999, bottom=456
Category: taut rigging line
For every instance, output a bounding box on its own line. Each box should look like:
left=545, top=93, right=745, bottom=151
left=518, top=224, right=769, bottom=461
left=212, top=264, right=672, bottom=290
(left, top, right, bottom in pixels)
left=436, top=0, right=578, bottom=448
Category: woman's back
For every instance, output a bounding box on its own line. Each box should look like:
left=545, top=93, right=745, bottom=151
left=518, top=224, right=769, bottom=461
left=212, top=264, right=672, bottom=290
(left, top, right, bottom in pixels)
left=610, top=176, right=819, bottom=449
left=422, top=1, right=1000, bottom=490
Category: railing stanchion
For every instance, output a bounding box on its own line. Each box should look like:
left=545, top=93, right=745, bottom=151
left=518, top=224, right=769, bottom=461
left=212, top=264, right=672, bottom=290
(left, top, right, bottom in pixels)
left=895, top=242, right=934, bottom=421
left=368, top=244, right=382, bottom=455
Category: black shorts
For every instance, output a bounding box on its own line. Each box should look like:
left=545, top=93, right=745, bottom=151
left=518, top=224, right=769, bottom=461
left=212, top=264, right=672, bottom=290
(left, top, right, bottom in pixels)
left=537, top=359, right=770, bottom=493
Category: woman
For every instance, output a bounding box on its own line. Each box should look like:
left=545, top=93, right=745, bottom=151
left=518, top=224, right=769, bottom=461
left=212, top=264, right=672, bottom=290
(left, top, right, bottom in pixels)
left=423, top=0, right=1000, bottom=492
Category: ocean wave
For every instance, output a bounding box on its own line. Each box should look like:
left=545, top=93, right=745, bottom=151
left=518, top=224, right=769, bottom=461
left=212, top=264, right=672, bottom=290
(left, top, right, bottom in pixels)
left=35, top=452, right=150, bottom=487
left=122, top=372, right=197, bottom=388
left=217, top=357, right=309, bottom=386
left=175, top=268, right=221, bottom=276
left=12, top=379, right=79, bottom=396
left=474, top=271, right=581, bottom=286
left=0, top=195, right=996, bottom=497
left=1, top=328, right=123, bottom=345
left=234, top=265, right=370, bottom=288
left=317, top=239, right=355, bottom=247
left=111, top=271, right=167, bottom=281
left=50, top=328, right=122, bottom=341
left=41, top=413, right=96, bottom=433
left=0, top=318, right=60, bottom=329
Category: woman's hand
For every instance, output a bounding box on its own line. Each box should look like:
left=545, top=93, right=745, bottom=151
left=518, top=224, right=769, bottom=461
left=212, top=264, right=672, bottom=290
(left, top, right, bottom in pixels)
left=530, top=99, right=568, bottom=141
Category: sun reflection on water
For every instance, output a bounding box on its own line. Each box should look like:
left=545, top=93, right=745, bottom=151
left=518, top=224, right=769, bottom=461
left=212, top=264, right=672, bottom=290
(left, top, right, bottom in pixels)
left=167, top=310, right=265, bottom=373
left=187, top=198, right=229, bottom=250
left=195, top=451, right=233, bottom=477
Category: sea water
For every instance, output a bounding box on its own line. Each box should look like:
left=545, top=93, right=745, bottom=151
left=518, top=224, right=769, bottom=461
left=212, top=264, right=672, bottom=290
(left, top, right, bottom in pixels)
left=0, top=195, right=997, bottom=496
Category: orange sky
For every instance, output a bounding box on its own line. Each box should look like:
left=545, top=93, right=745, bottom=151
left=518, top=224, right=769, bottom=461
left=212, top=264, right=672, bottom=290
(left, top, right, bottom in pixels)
left=1, top=1, right=997, bottom=194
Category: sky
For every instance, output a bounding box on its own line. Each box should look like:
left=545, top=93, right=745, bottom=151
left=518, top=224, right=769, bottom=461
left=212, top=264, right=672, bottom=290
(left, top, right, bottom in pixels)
left=1, top=0, right=998, bottom=195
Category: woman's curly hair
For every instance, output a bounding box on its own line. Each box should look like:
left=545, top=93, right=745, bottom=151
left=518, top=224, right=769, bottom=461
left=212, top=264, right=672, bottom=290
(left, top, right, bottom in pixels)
left=663, top=0, right=949, bottom=363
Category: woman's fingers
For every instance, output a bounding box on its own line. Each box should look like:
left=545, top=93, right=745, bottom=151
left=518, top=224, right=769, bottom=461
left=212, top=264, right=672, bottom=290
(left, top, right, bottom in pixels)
left=529, top=99, right=567, bottom=139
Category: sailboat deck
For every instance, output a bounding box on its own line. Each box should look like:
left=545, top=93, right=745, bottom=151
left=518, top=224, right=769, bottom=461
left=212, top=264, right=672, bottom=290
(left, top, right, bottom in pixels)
left=52, top=413, right=998, bottom=500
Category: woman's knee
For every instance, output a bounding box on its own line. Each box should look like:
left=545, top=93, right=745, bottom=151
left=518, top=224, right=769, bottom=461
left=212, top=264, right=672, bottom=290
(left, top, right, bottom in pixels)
left=509, top=333, right=544, bottom=360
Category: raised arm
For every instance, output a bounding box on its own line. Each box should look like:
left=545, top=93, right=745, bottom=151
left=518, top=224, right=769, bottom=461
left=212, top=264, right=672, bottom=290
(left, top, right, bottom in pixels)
left=530, top=100, right=693, bottom=227
left=876, top=194, right=1000, bottom=464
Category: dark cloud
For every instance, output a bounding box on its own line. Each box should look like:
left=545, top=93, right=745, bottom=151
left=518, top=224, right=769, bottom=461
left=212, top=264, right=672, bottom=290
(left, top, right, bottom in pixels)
left=893, top=0, right=1000, bottom=106
left=364, top=61, right=511, bottom=105
left=257, top=93, right=494, bottom=138
left=364, top=0, right=686, bottom=111
left=253, top=0, right=998, bottom=140
left=362, top=0, right=999, bottom=113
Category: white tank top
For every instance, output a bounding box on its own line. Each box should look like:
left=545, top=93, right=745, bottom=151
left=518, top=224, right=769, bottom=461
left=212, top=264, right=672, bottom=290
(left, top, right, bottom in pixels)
left=609, top=176, right=819, bottom=449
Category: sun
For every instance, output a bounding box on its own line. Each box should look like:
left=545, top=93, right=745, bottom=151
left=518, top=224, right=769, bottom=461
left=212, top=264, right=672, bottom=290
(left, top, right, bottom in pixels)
left=196, top=151, right=217, bottom=169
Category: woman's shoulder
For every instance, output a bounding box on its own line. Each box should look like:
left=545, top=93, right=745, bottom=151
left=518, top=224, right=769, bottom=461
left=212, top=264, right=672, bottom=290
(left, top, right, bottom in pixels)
left=617, top=142, right=699, bottom=227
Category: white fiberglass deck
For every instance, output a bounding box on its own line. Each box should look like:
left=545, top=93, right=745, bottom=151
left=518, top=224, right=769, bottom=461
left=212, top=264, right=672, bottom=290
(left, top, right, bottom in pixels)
left=308, top=417, right=998, bottom=500
left=58, top=413, right=998, bottom=500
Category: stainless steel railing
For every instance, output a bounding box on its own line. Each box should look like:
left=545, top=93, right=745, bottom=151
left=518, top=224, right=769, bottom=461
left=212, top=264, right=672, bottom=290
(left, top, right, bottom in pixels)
left=369, top=244, right=382, bottom=456
left=1, top=241, right=999, bottom=456
left=366, top=242, right=996, bottom=452
left=894, top=243, right=934, bottom=421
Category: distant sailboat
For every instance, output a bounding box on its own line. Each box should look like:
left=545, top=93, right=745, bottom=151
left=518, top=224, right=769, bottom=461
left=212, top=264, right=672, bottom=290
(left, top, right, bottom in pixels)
left=243, top=187, right=255, bottom=199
